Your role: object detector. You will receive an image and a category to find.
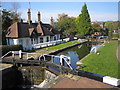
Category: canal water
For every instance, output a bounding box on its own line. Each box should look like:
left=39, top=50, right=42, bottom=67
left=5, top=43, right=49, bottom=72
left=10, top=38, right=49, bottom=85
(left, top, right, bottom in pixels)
left=51, top=43, right=92, bottom=69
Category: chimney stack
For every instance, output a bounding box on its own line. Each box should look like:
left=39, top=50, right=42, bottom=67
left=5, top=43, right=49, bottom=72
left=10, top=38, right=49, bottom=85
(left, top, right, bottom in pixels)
left=50, top=17, right=53, bottom=26
left=27, top=8, right=32, bottom=24
left=38, top=11, right=40, bottom=24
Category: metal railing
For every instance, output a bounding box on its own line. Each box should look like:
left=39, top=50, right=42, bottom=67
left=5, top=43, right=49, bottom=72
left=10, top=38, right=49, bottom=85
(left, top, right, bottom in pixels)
left=1, top=51, right=12, bottom=59
left=39, top=54, right=73, bottom=70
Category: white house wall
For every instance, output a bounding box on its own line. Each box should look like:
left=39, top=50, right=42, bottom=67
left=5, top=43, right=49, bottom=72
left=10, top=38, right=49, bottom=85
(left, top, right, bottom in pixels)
left=19, top=38, right=32, bottom=50
left=6, top=38, right=19, bottom=45
left=13, top=39, right=19, bottom=45
left=58, top=34, right=60, bottom=40
left=43, top=36, right=47, bottom=42
left=6, top=34, right=61, bottom=50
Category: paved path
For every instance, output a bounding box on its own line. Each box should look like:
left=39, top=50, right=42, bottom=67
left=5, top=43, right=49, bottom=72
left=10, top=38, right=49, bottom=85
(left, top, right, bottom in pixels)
left=52, top=77, right=116, bottom=88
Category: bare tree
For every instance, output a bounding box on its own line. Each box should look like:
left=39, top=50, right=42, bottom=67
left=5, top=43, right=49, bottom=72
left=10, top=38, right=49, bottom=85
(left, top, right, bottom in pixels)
left=11, top=2, right=20, bottom=13
left=10, top=2, right=21, bottom=23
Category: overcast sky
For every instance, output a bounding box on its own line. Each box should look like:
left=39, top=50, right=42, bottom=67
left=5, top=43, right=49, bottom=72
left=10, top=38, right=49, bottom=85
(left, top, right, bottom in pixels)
left=2, top=2, right=118, bottom=24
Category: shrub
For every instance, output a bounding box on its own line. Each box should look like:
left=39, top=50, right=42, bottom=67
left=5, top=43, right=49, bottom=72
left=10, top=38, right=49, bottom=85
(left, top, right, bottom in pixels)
left=0, top=45, right=23, bottom=56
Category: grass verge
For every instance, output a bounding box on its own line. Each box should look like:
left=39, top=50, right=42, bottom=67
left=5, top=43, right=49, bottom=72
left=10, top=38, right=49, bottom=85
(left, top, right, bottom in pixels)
left=80, top=42, right=120, bottom=78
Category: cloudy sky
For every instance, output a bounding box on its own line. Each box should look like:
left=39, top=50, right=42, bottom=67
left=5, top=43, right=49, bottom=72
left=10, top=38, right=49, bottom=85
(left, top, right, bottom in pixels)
left=2, top=2, right=118, bottom=24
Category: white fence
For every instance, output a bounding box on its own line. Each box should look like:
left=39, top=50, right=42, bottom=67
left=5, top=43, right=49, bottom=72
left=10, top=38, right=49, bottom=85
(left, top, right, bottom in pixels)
left=32, top=38, right=70, bottom=49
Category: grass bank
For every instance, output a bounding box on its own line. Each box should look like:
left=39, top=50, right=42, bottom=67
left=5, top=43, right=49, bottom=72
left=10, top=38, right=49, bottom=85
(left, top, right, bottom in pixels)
left=80, top=42, right=120, bottom=78
left=35, top=40, right=80, bottom=52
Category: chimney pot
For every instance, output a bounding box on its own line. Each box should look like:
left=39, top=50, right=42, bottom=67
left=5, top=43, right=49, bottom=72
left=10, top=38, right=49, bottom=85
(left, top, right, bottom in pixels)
left=38, top=11, right=41, bottom=24
left=27, top=8, right=32, bottom=24
left=38, top=11, right=40, bottom=14
left=28, top=8, right=30, bottom=12
left=50, top=16, right=53, bottom=26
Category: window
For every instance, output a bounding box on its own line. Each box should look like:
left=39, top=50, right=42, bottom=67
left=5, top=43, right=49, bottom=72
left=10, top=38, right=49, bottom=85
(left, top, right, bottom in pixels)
left=57, top=35, right=60, bottom=40
left=46, top=37, right=49, bottom=42
left=40, top=37, right=43, bottom=43
left=54, top=36, right=56, bottom=40
left=31, top=38, right=33, bottom=44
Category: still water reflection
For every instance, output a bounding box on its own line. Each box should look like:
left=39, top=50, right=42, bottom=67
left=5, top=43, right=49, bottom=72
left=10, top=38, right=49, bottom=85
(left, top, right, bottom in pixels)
left=53, top=43, right=91, bottom=69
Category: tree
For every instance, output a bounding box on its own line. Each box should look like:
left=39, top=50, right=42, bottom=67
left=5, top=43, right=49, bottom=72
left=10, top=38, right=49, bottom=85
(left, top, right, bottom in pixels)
left=76, top=3, right=92, bottom=37
left=54, top=13, right=68, bottom=34
left=92, top=22, right=102, bottom=32
left=2, top=9, right=21, bottom=45
left=2, top=9, right=13, bottom=31
left=104, top=21, right=114, bottom=39
left=2, top=9, right=13, bottom=45
left=54, top=13, right=76, bottom=40
left=104, top=21, right=119, bottom=39
left=2, top=3, right=21, bottom=45
left=104, top=21, right=114, bottom=31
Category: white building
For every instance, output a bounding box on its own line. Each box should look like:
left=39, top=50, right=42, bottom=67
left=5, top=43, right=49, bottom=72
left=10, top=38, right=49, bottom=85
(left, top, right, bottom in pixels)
left=6, top=9, right=61, bottom=50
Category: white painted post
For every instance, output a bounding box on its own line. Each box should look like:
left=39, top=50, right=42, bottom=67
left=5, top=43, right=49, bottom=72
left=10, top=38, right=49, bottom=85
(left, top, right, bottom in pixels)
left=60, top=55, right=64, bottom=66
left=19, top=50, right=22, bottom=59
left=51, top=55, right=54, bottom=63
left=27, top=53, right=28, bottom=60
left=12, top=51, right=15, bottom=60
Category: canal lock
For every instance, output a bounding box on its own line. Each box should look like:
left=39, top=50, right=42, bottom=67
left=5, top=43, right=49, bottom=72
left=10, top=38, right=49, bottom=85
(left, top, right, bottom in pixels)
left=2, top=65, right=58, bottom=89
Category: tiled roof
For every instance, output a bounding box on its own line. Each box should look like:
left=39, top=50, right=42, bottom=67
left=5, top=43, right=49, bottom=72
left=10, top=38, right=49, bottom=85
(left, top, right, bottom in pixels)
left=28, top=28, right=35, bottom=36
left=6, top=21, right=60, bottom=38
left=6, top=22, right=18, bottom=38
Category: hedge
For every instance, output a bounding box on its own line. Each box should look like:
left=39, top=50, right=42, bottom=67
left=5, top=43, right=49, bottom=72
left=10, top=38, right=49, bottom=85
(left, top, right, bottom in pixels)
left=0, top=45, right=23, bottom=56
